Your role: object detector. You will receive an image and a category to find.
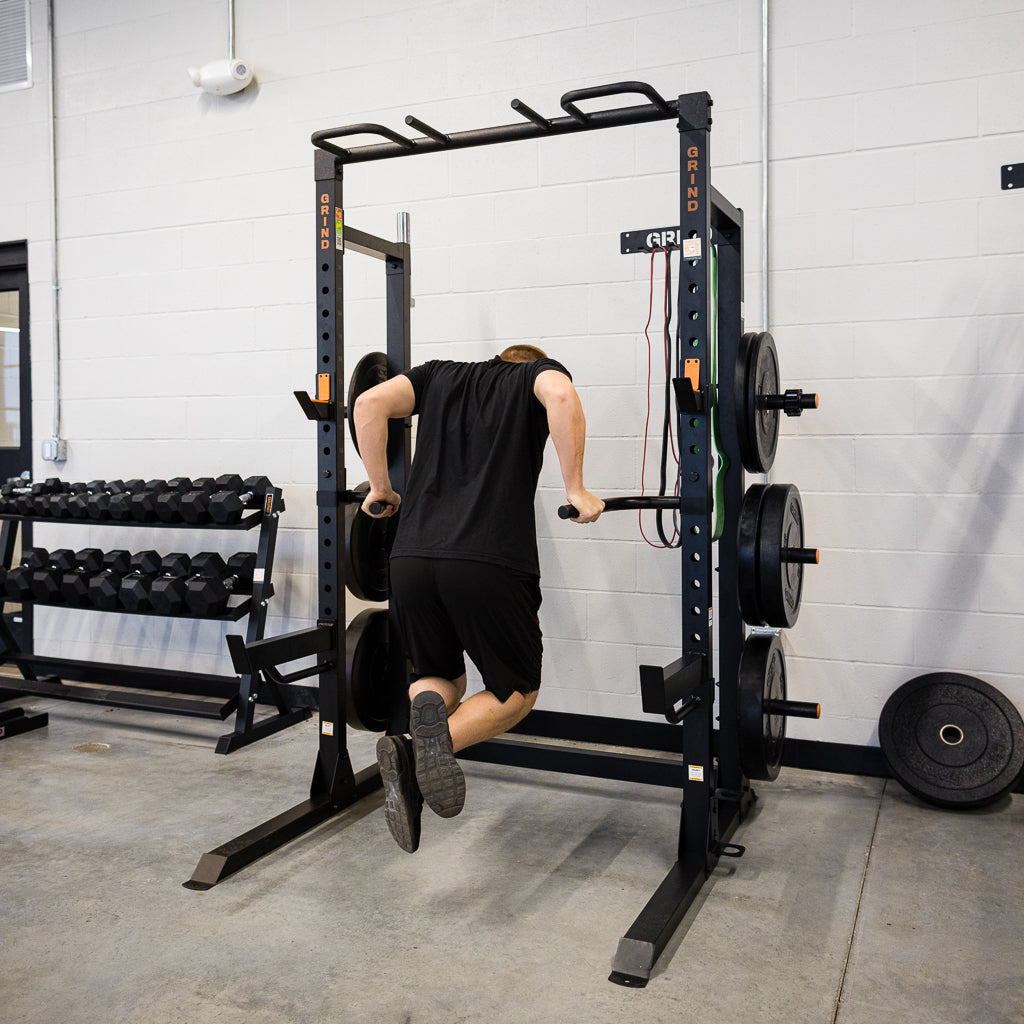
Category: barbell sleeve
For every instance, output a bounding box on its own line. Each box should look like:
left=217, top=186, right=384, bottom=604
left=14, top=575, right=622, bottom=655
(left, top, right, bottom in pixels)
left=781, top=546, right=820, bottom=565
left=764, top=698, right=821, bottom=719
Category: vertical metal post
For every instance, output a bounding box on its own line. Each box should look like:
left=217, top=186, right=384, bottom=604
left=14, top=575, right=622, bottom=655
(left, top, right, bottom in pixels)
left=310, top=150, right=356, bottom=803
left=675, top=92, right=715, bottom=873
left=609, top=91, right=718, bottom=989
left=712, top=211, right=747, bottom=799
left=384, top=216, right=412, bottom=734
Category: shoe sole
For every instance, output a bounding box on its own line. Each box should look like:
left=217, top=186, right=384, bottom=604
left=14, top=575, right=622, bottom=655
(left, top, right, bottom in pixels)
left=376, top=735, right=421, bottom=853
left=410, top=692, right=466, bottom=818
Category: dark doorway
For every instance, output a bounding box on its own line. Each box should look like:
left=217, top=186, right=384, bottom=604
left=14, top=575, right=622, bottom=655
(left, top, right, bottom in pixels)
left=0, top=240, right=32, bottom=656
left=0, top=241, right=31, bottom=482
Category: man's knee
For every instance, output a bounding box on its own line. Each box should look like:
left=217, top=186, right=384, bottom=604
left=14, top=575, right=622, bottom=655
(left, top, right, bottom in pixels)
left=503, top=688, right=538, bottom=726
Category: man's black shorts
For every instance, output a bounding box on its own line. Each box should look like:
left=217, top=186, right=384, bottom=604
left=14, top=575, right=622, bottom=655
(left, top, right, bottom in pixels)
left=389, top=556, right=542, bottom=703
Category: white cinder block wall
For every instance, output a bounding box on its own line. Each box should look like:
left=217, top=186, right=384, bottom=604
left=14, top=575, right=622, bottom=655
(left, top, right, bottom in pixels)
left=1, top=0, right=1022, bottom=749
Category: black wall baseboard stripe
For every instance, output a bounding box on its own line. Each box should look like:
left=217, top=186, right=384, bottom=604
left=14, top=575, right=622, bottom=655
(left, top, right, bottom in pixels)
left=494, top=708, right=1024, bottom=794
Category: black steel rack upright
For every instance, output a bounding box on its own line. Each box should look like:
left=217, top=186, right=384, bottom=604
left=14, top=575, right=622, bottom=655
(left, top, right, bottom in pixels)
left=187, top=82, right=758, bottom=987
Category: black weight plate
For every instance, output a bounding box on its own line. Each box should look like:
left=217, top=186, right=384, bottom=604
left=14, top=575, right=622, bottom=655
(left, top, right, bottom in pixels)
left=738, top=633, right=787, bottom=781
left=748, top=332, right=781, bottom=473
left=344, top=482, right=395, bottom=602
left=733, top=332, right=756, bottom=471
left=735, top=332, right=781, bottom=474
left=758, top=483, right=804, bottom=629
left=347, top=351, right=403, bottom=467
left=737, top=484, right=766, bottom=626
left=879, top=673, right=1024, bottom=809
left=345, top=608, right=390, bottom=733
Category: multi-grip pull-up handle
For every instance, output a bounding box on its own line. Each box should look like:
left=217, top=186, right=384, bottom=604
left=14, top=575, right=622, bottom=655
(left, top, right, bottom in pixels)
left=558, top=495, right=678, bottom=519
left=560, top=81, right=672, bottom=122
left=311, top=81, right=681, bottom=163
left=310, top=122, right=416, bottom=158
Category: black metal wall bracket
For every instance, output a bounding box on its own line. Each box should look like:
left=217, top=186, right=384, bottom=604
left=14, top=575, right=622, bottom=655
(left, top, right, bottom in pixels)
left=294, top=390, right=335, bottom=421
left=620, top=225, right=683, bottom=254
left=673, top=375, right=704, bottom=414
left=640, top=656, right=705, bottom=723
left=225, top=623, right=336, bottom=678
left=1001, top=163, right=1023, bottom=190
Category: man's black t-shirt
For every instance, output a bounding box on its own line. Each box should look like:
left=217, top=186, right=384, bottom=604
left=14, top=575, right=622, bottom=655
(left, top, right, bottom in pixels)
left=390, top=356, right=571, bottom=576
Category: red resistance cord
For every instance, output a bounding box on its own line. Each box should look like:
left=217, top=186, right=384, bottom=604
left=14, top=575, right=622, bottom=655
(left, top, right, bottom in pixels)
left=640, top=246, right=679, bottom=549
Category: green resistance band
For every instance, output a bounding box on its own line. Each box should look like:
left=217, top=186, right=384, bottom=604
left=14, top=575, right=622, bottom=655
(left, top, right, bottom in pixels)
left=710, top=243, right=728, bottom=541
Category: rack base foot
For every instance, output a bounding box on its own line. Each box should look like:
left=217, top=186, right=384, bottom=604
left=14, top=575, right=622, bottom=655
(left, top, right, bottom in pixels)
left=608, top=860, right=706, bottom=986
left=215, top=707, right=313, bottom=754
left=0, top=705, right=49, bottom=740
left=183, top=762, right=383, bottom=890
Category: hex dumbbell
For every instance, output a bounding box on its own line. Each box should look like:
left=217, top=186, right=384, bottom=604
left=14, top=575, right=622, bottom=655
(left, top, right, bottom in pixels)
left=185, top=552, right=257, bottom=616
left=59, top=548, right=105, bottom=606
left=85, top=480, right=141, bottom=520
left=6, top=548, right=50, bottom=602
left=209, top=476, right=273, bottom=524
left=86, top=550, right=133, bottom=610
left=179, top=475, right=244, bottom=524
left=65, top=480, right=111, bottom=519
left=132, top=478, right=192, bottom=523
left=48, top=482, right=90, bottom=519
left=30, top=549, right=78, bottom=604
left=103, top=479, right=148, bottom=521
left=155, top=477, right=216, bottom=523
left=117, top=551, right=164, bottom=612
left=147, top=554, right=199, bottom=615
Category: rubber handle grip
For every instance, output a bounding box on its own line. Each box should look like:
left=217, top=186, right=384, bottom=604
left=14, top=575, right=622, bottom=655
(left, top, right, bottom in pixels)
left=557, top=495, right=678, bottom=519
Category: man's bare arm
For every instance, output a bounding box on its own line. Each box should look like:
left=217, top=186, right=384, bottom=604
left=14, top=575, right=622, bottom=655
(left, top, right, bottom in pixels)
left=352, top=375, right=416, bottom=517
left=534, top=369, right=603, bottom=523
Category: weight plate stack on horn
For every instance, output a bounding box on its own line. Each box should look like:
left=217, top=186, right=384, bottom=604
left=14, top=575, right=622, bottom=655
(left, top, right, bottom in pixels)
left=735, top=331, right=781, bottom=474
left=738, top=633, right=789, bottom=781
left=734, top=331, right=818, bottom=475
left=737, top=484, right=766, bottom=626
left=344, top=482, right=397, bottom=602
left=347, top=351, right=404, bottom=467
left=879, top=673, right=1024, bottom=810
left=737, top=482, right=817, bottom=630
left=345, top=608, right=390, bottom=733
left=738, top=633, right=821, bottom=782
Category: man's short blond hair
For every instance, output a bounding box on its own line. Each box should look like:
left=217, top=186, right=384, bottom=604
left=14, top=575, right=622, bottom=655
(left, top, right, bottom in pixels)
left=499, top=344, right=548, bottom=363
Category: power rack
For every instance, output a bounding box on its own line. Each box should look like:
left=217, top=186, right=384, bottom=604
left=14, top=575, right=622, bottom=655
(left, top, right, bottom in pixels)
left=187, top=82, right=812, bottom=988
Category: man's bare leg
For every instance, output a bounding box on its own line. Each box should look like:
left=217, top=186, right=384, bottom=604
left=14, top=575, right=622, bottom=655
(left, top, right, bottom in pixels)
left=407, top=676, right=539, bottom=817
left=409, top=676, right=538, bottom=751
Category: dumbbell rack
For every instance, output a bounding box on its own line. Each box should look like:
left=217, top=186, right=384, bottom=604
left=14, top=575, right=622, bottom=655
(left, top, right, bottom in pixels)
left=0, top=486, right=311, bottom=753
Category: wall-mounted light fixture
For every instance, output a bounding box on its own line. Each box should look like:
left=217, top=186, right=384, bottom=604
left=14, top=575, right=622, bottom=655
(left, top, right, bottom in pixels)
left=188, top=0, right=253, bottom=96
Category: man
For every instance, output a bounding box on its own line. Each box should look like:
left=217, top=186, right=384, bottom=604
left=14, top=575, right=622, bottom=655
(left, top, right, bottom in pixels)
left=353, top=344, right=603, bottom=853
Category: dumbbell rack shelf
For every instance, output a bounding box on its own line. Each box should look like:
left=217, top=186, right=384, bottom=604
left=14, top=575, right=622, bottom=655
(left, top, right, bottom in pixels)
left=0, top=510, right=265, bottom=529
left=0, top=487, right=312, bottom=753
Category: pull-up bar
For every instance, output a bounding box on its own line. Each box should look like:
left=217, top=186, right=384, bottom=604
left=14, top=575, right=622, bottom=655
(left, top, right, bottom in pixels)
left=311, top=80, right=694, bottom=164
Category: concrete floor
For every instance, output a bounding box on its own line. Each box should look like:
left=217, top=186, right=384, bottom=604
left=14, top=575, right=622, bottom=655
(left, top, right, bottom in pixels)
left=2, top=696, right=1022, bottom=1024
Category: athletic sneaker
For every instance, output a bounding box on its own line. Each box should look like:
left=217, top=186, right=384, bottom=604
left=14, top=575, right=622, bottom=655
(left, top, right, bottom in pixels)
left=410, top=690, right=466, bottom=818
left=376, top=734, right=423, bottom=853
